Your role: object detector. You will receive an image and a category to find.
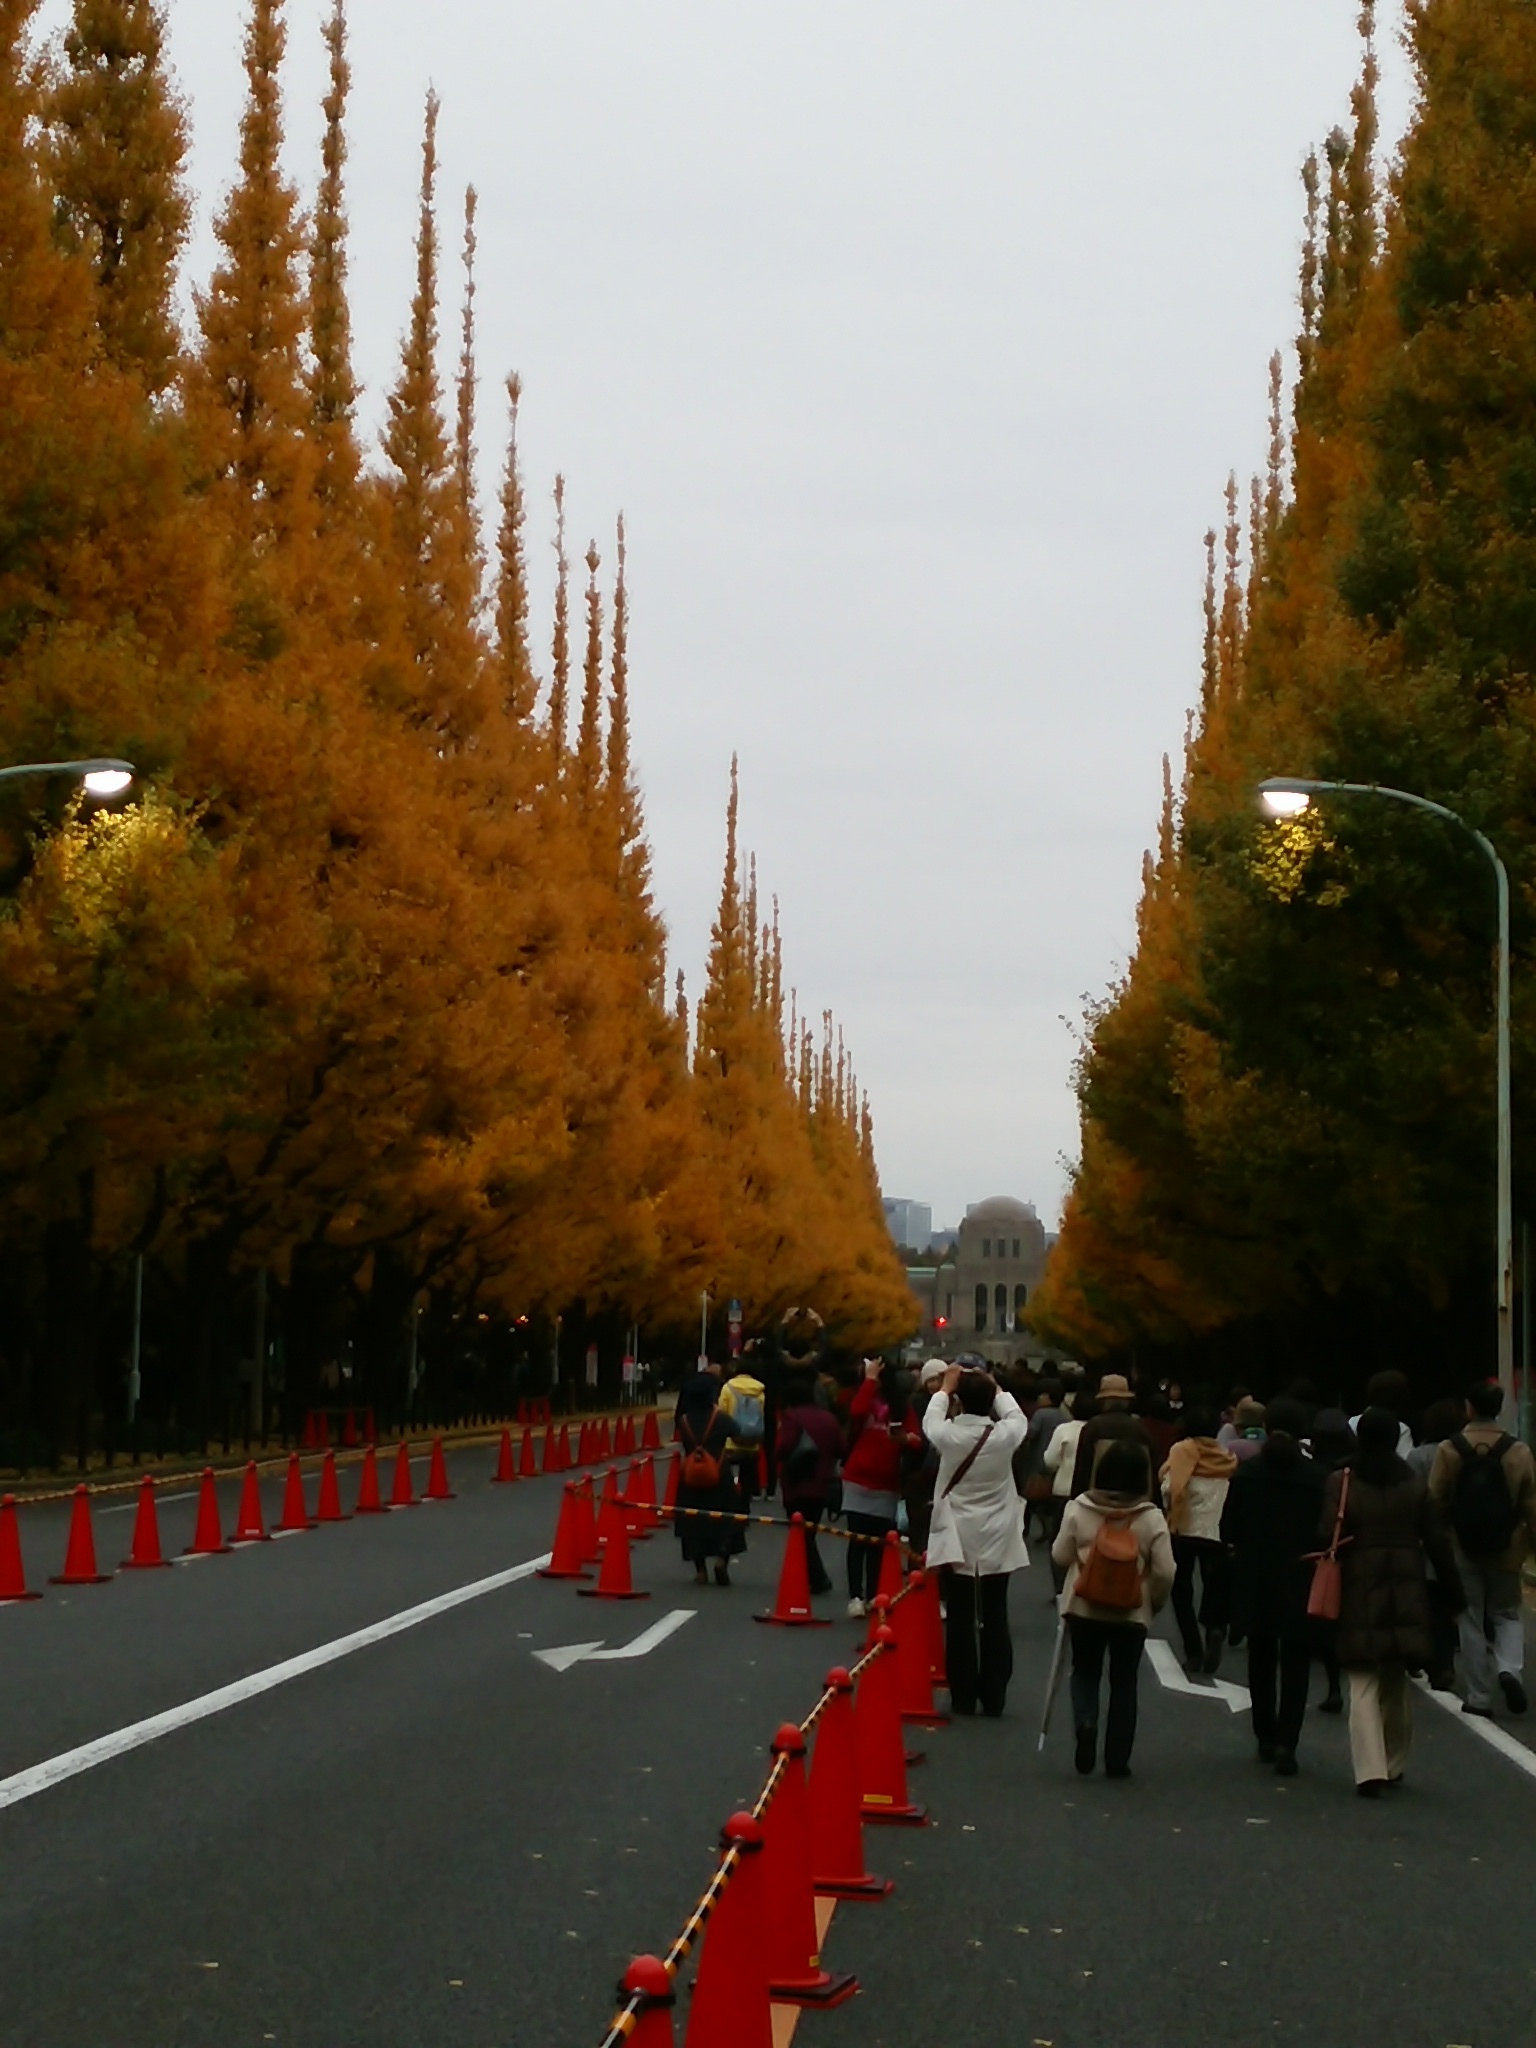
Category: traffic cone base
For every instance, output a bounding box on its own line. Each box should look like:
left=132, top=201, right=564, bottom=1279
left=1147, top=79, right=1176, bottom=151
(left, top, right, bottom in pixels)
left=52, top=1485, right=112, bottom=1584
left=0, top=1495, right=42, bottom=1599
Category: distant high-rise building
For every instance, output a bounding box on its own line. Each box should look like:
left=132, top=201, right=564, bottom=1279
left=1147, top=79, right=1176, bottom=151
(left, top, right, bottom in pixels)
left=882, top=1198, right=932, bottom=1250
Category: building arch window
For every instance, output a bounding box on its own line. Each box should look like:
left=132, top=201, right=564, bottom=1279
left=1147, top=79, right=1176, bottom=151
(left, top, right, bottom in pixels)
left=994, top=1282, right=1008, bottom=1331
left=1014, top=1283, right=1029, bottom=1321
left=974, top=1283, right=988, bottom=1331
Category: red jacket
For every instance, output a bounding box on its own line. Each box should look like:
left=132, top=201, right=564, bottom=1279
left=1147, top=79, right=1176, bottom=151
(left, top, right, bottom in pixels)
left=842, top=1375, right=922, bottom=1495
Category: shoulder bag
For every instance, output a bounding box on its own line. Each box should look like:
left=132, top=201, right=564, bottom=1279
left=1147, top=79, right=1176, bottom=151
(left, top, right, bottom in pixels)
left=1305, top=1470, right=1352, bottom=1621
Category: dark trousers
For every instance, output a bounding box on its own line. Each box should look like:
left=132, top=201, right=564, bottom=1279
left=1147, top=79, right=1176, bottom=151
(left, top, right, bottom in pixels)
left=1171, top=1535, right=1228, bottom=1661
left=942, top=1568, right=1013, bottom=1715
left=1246, top=1631, right=1310, bottom=1753
left=846, top=1512, right=895, bottom=1601
left=1068, top=1618, right=1146, bottom=1771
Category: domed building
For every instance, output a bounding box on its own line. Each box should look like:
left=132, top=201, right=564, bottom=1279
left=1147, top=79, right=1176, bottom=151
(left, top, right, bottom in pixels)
left=906, top=1196, right=1052, bottom=1367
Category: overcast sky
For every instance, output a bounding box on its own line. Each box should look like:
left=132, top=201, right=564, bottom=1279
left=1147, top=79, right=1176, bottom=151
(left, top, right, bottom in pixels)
left=36, top=1, right=1415, bottom=1229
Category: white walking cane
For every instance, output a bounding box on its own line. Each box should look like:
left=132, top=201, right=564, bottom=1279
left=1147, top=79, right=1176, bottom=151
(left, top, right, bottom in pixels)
left=1038, top=1611, right=1069, bottom=1754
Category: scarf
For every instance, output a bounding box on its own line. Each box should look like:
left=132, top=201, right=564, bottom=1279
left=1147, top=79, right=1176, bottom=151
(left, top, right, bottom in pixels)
left=1160, top=1435, right=1238, bottom=1532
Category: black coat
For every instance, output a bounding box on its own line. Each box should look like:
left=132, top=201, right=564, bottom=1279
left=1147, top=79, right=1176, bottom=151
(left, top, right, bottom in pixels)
left=1221, top=1442, right=1327, bottom=1643
left=1322, top=1462, right=1462, bottom=1669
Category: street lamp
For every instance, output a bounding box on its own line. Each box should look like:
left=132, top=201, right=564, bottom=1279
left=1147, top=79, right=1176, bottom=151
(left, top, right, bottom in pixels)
left=0, top=756, right=136, bottom=798
left=1258, top=775, right=1513, bottom=1418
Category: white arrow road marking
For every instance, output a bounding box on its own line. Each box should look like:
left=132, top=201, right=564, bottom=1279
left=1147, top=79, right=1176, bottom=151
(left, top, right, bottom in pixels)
left=1146, top=1638, right=1250, bottom=1713
left=533, top=1608, right=695, bottom=1672
left=0, top=1550, right=552, bottom=1814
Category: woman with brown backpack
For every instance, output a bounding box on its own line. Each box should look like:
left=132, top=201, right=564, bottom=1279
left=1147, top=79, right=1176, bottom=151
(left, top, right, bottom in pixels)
left=673, top=1362, right=746, bottom=1587
left=1051, top=1439, right=1175, bottom=1778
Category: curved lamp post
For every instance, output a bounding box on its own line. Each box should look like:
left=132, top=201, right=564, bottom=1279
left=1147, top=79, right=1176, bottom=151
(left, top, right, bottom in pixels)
left=0, top=756, right=135, bottom=798
left=1258, top=776, right=1513, bottom=1418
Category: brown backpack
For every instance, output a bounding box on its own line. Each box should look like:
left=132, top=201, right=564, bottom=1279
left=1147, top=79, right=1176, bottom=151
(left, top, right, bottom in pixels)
left=1074, top=1508, right=1145, bottom=1610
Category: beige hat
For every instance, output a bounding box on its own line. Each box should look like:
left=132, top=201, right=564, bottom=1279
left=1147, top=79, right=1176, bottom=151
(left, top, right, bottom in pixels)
left=919, top=1358, right=948, bottom=1388
left=1096, top=1373, right=1133, bottom=1404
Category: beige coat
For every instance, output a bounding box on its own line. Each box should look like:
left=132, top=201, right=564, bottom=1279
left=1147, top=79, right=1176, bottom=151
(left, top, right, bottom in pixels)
left=1051, top=1492, right=1176, bottom=1628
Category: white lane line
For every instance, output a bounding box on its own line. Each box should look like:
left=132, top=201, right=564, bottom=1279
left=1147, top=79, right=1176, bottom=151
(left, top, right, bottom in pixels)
left=100, top=1491, right=196, bottom=1515
left=0, top=1550, right=551, bottom=1814
left=1146, top=1638, right=1250, bottom=1714
left=533, top=1609, right=695, bottom=1672
left=1415, top=1676, right=1536, bottom=1784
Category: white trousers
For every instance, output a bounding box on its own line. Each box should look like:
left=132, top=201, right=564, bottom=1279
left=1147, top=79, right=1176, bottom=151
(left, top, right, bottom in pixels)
left=1346, top=1665, right=1413, bottom=1785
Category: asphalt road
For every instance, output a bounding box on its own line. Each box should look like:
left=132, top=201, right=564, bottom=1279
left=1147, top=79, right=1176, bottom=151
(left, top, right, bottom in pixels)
left=2, top=1448, right=1534, bottom=2047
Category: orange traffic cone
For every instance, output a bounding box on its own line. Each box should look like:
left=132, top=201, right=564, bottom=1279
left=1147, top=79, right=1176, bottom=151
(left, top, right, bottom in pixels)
left=277, top=1451, right=315, bottom=1532
left=316, top=1449, right=349, bottom=1522
left=519, top=1427, right=537, bottom=1477
left=389, top=1439, right=417, bottom=1508
left=762, top=1724, right=858, bottom=2006
left=641, top=1408, right=661, bottom=1452
left=575, top=1475, right=601, bottom=1564
left=538, top=1483, right=595, bottom=1580
left=343, top=1407, right=359, bottom=1448
left=578, top=1510, right=650, bottom=1600
left=576, top=1419, right=592, bottom=1465
left=558, top=1422, right=574, bottom=1471
left=874, top=1527, right=904, bottom=1606
left=120, top=1474, right=170, bottom=1569
left=922, top=1563, right=947, bottom=1685
left=598, top=1416, right=612, bottom=1459
left=0, top=1494, right=41, bottom=1600
left=424, top=1436, right=454, bottom=1501
left=755, top=1515, right=830, bottom=1627
left=52, top=1484, right=112, bottom=1584
left=300, top=1412, right=316, bottom=1450
left=895, top=1570, right=947, bottom=1725
left=808, top=1667, right=893, bottom=1901
left=621, top=1459, right=654, bottom=1541
left=184, top=1466, right=231, bottom=1557
left=613, top=1956, right=676, bottom=2048
left=683, top=1813, right=773, bottom=2048
left=492, top=1428, right=516, bottom=1483
left=354, top=1442, right=385, bottom=1514
left=232, top=1462, right=269, bottom=1543
left=616, top=1413, right=636, bottom=1458
left=855, top=1625, right=927, bottom=1824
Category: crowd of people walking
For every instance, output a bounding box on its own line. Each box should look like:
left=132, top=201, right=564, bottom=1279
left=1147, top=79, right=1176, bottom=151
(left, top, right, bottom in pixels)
left=672, top=1319, right=1536, bottom=1797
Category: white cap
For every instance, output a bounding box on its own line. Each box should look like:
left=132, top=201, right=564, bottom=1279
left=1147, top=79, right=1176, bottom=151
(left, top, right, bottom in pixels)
left=919, top=1358, right=948, bottom=1388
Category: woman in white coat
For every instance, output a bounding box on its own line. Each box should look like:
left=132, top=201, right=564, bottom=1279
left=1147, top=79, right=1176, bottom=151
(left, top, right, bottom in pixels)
left=923, top=1362, right=1030, bottom=1716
